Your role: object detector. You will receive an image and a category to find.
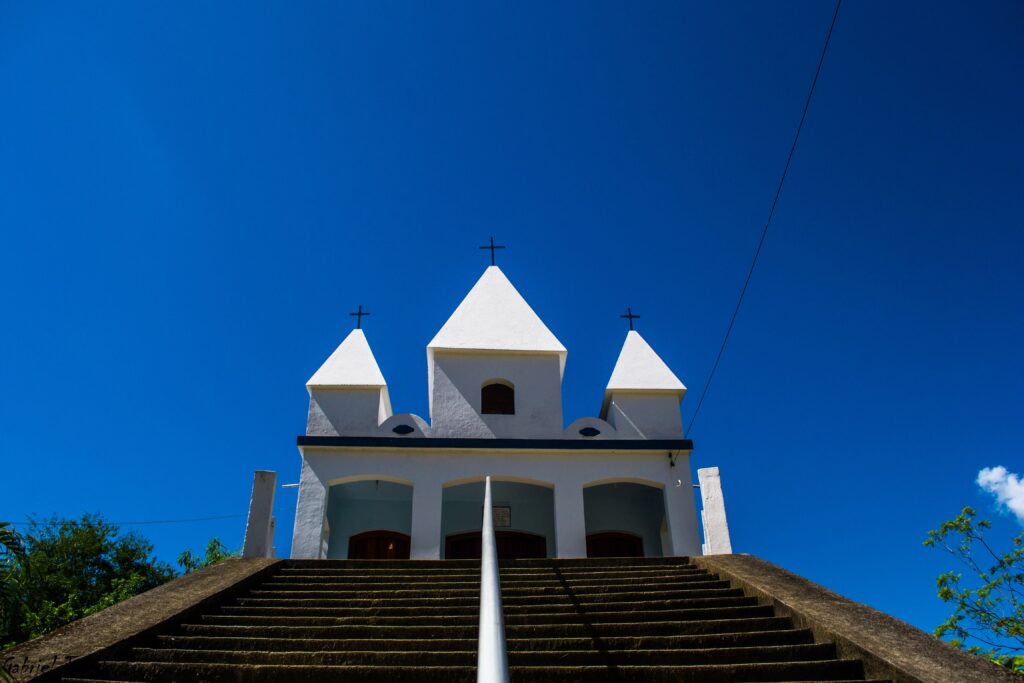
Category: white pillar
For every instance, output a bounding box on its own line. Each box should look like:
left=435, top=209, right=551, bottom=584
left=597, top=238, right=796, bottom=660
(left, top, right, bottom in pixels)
left=410, top=478, right=443, bottom=559
left=290, top=459, right=329, bottom=559
left=242, top=470, right=277, bottom=558
left=554, top=482, right=587, bottom=558
left=698, top=466, right=733, bottom=555
left=663, top=466, right=702, bottom=556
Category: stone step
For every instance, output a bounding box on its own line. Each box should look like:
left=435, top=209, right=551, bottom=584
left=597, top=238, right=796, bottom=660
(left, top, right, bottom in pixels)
left=280, top=561, right=696, bottom=573
left=261, top=573, right=720, bottom=589
left=275, top=566, right=704, bottom=580
left=82, top=659, right=869, bottom=682
left=200, top=604, right=775, bottom=626
left=180, top=615, right=796, bottom=639
left=129, top=642, right=839, bottom=666
left=231, top=595, right=756, bottom=613
left=156, top=628, right=815, bottom=652
left=255, top=578, right=734, bottom=594
left=244, top=586, right=744, bottom=603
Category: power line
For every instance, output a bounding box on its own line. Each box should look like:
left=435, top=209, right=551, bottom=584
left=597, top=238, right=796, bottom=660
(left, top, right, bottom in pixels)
left=9, top=514, right=245, bottom=527
left=686, top=0, right=843, bottom=436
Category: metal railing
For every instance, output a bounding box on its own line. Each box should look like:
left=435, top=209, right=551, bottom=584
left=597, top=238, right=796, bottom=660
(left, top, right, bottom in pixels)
left=477, top=476, right=510, bottom=683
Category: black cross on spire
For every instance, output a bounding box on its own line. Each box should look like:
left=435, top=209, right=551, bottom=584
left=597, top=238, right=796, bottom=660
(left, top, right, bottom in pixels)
left=349, top=305, right=371, bottom=329
left=620, top=307, right=640, bottom=331
left=479, top=236, right=506, bottom=266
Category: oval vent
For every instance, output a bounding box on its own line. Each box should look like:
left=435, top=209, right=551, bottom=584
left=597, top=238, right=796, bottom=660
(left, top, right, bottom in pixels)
left=579, top=427, right=601, bottom=437
left=392, top=425, right=415, bottom=435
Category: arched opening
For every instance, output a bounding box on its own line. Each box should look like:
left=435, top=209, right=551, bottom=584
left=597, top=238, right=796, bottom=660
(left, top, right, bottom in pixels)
left=583, top=482, right=666, bottom=558
left=441, top=479, right=553, bottom=559
left=325, top=479, right=413, bottom=560
left=481, top=380, right=515, bottom=415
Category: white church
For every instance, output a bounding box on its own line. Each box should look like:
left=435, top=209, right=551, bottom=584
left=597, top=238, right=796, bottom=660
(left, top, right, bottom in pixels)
left=271, top=264, right=731, bottom=562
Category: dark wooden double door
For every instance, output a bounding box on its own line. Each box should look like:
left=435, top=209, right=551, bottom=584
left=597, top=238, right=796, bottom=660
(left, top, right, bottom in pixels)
left=445, top=530, right=547, bottom=560
left=586, top=531, right=644, bottom=558
left=348, top=530, right=411, bottom=560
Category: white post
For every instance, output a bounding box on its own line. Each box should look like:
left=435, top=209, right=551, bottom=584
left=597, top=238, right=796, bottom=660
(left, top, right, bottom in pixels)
left=410, top=478, right=443, bottom=559
left=477, top=476, right=509, bottom=683
left=554, top=482, right=587, bottom=558
left=242, top=470, right=276, bottom=558
left=698, top=466, right=733, bottom=555
left=290, top=460, right=329, bottom=559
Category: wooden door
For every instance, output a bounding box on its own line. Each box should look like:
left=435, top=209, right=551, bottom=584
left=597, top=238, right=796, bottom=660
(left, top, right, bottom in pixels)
left=348, top=530, right=411, bottom=560
left=445, top=530, right=547, bottom=560
left=586, top=531, right=644, bottom=558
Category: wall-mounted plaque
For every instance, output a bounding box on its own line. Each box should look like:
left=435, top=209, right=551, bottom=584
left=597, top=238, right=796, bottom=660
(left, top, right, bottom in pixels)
left=492, top=506, right=511, bottom=528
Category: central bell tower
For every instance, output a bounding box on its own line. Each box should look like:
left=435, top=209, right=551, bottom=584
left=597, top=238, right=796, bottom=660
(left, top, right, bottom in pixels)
left=426, top=265, right=567, bottom=438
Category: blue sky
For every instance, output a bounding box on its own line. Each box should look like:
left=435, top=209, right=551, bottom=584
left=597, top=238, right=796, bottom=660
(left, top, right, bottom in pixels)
left=1, top=1, right=1021, bottom=635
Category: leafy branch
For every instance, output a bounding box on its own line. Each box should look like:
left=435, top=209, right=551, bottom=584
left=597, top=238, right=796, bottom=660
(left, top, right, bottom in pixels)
left=924, top=506, right=1024, bottom=672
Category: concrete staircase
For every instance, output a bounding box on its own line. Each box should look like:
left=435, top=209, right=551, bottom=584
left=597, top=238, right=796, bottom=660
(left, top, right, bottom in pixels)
left=62, top=558, right=891, bottom=682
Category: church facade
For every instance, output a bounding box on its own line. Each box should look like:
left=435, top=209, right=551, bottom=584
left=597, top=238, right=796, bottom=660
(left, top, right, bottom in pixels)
left=290, top=265, right=703, bottom=561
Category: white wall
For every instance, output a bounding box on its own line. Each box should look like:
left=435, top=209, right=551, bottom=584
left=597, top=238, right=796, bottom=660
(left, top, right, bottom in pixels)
left=604, top=393, right=683, bottom=438
left=429, top=352, right=564, bottom=438
left=307, top=388, right=386, bottom=436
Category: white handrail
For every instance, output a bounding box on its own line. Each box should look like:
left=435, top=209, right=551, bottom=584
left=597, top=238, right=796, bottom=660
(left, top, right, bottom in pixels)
left=477, top=476, right=510, bottom=683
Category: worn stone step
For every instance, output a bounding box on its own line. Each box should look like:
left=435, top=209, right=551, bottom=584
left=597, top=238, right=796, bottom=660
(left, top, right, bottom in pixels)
left=255, top=578, right=733, bottom=595
left=155, top=628, right=814, bottom=653
left=230, top=595, right=757, bottom=614
left=180, top=615, right=795, bottom=640
left=244, top=586, right=744, bottom=604
left=275, top=566, right=704, bottom=580
left=260, top=577, right=716, bottom=593
left=84, top=659, right=867, bottom=682
left=129, top=642, right=838, bottom=667
left=264, top=577, right=720, bottom=593
left=280, top=561, right=696, bottom=573
left=200, top=604, right=775, bottom=627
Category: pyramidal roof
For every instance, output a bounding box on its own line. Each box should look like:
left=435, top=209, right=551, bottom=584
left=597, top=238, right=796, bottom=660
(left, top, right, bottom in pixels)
left=307, top=328, right=388, bottom=389
left=605, top=330, right=686, bottom=394
left=428, top=266, right=566, bottom=372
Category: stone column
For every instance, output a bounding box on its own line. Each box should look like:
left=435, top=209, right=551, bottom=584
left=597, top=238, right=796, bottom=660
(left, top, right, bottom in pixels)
left=698, top=466, right=733, bottom=555
left=554, top=482, right=588, bottom=558
left=290, top=460, right=328, bottom=559
left=663, top=465, right=702, bottom=557
left=410, top=478, right=444, bottom=559
left=242, top=470, right=277, bottom=558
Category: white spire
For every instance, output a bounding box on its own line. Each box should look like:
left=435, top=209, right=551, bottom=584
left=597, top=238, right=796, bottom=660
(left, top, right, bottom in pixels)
left=307, top=328, right=388, bottom=389
left=428, top=266, right=566, bottom=373
left=605, top=330, right=686, bottom=394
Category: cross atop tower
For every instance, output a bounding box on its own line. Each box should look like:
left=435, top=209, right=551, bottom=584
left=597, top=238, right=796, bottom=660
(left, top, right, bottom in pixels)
left=620, top=307, right=640, bottom=331
left=349, top=304, right=371, bottom=329
left=479, top=236, right=506, bottom=266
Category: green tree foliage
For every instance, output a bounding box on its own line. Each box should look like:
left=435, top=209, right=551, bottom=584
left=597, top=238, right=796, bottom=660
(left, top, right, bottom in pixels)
left=0, top=523, right=27, bottom=642
left=176, top=537, right=237, bottom=574
left=2, top=514, right=174, bottom=646
left=924, top=506, right=1024, bottom=673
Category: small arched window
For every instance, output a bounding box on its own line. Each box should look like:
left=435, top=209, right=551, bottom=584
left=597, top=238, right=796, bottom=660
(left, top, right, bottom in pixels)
left=481, top=380, right=515, bottom=415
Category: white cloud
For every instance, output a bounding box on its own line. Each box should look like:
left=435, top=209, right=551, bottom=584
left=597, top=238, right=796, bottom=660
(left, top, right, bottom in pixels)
left=977, top=466, right=1024, bottom=524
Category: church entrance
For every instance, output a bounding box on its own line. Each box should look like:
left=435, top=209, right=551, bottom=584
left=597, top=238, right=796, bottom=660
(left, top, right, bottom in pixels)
left=440, top=479, right=555, bottom=559
left=586, top=531, right=644, bottom=558
left=348, top=530, right=411, bottom=560
left=325, top=479, right=413, bottom=560
left=583, top=482, right=667, bottom=558
left=445, top=530, right=546, bottom=560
